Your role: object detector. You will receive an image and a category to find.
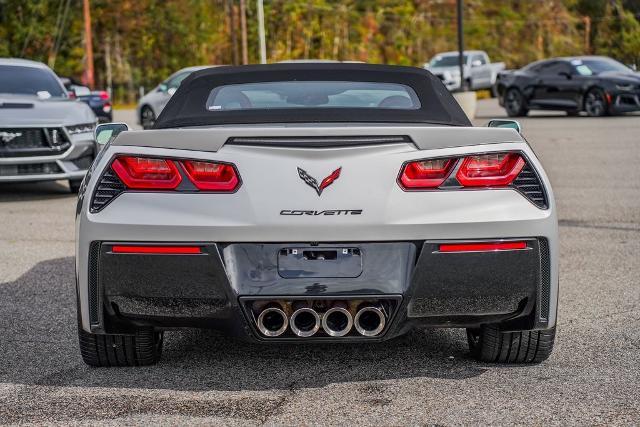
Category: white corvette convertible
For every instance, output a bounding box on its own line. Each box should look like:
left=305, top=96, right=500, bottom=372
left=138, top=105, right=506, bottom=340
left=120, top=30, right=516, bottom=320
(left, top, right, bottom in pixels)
left=76, top=63, right=557, bottom=366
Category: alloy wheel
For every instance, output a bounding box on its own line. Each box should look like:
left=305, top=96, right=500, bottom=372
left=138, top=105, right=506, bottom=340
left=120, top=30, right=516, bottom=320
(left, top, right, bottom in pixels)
left=584, top=89, right=606, bottom=117
left=141, top=107, right=156, bottom=129
left=505, top=89, right=522, bottom=116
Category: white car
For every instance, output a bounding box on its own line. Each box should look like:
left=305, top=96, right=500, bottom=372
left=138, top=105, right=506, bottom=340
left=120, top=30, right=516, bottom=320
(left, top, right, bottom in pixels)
left=425, top=50, right=505, bottom=93
left=0, top=58, right=97, bottom=192
left=77, top=63, right=557, bottom=366
left=136, top=66, right=212, bottom=129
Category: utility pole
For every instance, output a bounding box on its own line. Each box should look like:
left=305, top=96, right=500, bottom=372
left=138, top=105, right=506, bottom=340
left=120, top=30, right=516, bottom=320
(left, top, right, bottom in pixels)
left=105, top=35, right=113, bottom=97
left=257, top=0, right=267, bottom=64
left=583, top=16, right=591, bottom=54
left=82, top=0, right=94, bottom=89
left=240, top=0, right=249, bottom=64
left=228, top=0, right=239, bottom=65
left=456, top=0, right=464, bottom=92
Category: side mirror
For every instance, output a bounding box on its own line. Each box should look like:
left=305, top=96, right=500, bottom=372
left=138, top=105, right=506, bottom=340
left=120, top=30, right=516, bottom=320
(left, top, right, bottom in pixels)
left=94, top=122, right=129, bottom=146
left=487, top=119, right=521, bottom=133
left=158, top=83, right=168, bottom=93
left=167, top=87, right=177, bottom=96
left=471, top=59, right=482, bottom=67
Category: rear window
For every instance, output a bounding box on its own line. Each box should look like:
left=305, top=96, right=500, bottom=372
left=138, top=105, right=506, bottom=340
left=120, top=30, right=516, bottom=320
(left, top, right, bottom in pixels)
left=205, top=81, right=421, bottom=111
left=0, top=65, right=66, bottom=98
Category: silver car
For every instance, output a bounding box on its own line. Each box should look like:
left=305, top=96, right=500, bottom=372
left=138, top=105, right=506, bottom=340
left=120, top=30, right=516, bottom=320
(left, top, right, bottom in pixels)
left=136, top=66, right=212, bottom=129
left=77, top=63, right=558, bottom=366
left=0, top=58, right=97, bottom=192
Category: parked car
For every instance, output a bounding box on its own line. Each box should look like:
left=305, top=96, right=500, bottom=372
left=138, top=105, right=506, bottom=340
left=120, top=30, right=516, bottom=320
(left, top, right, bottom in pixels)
left=60, top=78, right=113, bottom=123
left=0, top=58, right=97, bottom=192
left=496, top=56, right=640, bottom=117
left=136, top=66, right=213, bottom=129
left=76, top=63, right=558, bottom=366
left=424, top=50, right=505, bottom=93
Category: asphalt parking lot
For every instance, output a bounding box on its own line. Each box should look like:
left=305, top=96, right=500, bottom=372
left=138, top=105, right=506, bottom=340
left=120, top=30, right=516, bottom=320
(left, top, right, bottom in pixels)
left=1, top=99, right=639, bottom=425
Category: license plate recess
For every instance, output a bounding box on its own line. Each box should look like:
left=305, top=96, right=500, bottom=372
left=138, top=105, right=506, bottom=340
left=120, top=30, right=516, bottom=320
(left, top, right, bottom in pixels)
left=277, top=247, right=362, bottom=278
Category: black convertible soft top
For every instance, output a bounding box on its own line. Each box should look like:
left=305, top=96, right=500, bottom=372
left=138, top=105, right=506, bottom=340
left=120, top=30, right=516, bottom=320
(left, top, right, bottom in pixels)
left=153, top=63, right=471, bottom=129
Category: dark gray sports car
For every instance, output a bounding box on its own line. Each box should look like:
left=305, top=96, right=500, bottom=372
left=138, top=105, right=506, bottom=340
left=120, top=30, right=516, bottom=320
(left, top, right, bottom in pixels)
left=497, top=56, right=640, bottom=117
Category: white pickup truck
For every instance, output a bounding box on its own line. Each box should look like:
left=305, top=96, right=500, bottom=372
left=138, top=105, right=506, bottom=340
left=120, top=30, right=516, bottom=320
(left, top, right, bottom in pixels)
left=424, top=50, right=505, bottom=94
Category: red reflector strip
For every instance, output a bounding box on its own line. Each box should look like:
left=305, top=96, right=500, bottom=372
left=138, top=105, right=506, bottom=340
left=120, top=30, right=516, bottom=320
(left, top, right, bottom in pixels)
left=439, top=241, right=527, bottom=253
left=111, top=245, right=202, bottom=254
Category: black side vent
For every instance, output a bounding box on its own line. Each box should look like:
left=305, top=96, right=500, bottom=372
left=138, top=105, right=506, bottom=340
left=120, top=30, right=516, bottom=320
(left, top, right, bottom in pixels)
left=90, top=169, right=125, bottom=213
left=512, top=164, right=548, bottom=209
left=226, top=135, right=413, bottom=148
left=88, top=241, right=101, bottom=326
left=537, top=238, right=551, bottom=326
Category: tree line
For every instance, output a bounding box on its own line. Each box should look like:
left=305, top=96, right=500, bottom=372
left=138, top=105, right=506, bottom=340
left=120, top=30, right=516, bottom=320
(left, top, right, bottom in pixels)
left=1, top=0, right=639, bottom=103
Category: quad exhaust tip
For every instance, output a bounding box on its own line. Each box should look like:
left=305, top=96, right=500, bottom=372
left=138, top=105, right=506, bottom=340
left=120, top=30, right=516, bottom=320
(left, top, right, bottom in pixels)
left=290, top=307, right=321, bottom=337
left=256, top=306, right=288, bottom=337
left=322, top=305, right=353, bottom=337
left=354, top=306, right=386, bottom=337
left=253, top=300, right=389, bottom=338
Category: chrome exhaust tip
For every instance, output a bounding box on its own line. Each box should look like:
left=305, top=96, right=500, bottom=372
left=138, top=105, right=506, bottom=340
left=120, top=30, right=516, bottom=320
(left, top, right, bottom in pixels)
left=354, top=306, right=386, bottom=337
left=290, top=307, right=321, bottom=337
left=321, top=306, right=353, bottom=337
left=256, top=306, right=288, bottom=337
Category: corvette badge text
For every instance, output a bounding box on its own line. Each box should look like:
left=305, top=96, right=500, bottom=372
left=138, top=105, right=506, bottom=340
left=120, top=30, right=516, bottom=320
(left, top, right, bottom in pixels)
left=280, top=209, right=363, bottom=216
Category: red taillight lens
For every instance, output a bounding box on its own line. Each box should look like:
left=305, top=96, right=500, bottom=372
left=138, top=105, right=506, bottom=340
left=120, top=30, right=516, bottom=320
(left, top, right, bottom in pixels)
left=439, top=241, right=527, bottom=253
left=180, top=160, right=239, bottom=191
left=456, top=152, right=525, bottom=187
left=399, top=158, right=456, bottom=189
left=98, top=91, right=110, bottom=100
left=112, top=245, right=202, bottom=254
left=112, top=156, right=182, bottom=189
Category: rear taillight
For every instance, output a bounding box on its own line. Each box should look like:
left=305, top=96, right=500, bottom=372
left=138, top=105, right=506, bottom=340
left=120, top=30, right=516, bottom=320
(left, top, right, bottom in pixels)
left=111, top=156, right=182, bottom=189
left=181, top=160, right=240, bottom=191
left=98, top=91, right=110, bottom=100
left=398, top=152, right=526, bottom=190
left=109, top=156, right=240, bottom=192
left=456, top=153, right=525, bottom=187
left=399, top=158, right=456, bottom=189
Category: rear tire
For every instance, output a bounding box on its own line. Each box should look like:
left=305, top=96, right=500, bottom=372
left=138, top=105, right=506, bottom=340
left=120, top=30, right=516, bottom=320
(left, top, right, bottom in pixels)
left=467, top=325, right=555, bottom=364
left=78, top=323, right=163, bottom=367
left=504, top=88, right=528, bottom=117
left=141, top=106, right=156, bottom=130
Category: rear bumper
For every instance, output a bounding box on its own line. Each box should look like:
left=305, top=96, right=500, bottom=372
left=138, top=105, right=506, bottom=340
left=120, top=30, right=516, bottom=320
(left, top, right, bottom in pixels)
left=83, top=239, right=553, bottom=341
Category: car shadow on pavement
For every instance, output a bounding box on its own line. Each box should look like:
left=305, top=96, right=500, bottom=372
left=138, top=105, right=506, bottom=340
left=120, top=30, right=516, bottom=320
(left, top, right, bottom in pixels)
left=0, top=181, right=75, bottom=202
left=0, top=257, right=487, bottom=392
